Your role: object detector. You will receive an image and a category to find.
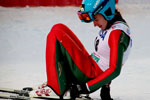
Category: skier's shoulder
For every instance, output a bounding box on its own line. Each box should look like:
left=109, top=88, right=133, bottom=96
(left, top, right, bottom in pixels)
left=110, top=21, right=131, bottom=36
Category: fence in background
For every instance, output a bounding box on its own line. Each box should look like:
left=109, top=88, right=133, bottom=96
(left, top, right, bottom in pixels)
left=0, top=0, right=118, bottom=7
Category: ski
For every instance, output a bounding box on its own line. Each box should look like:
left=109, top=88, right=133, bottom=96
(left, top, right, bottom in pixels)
left=0, top=88, right=53, bottom=100
left=0, top=92, right=63, bottom=100
left=0, top=92, right=30, bottom=100
left=0, top=92, right=93, bottom=100
left=0, top=88, right=96, bottom=100
left=0, top=88, right=29, bottom=96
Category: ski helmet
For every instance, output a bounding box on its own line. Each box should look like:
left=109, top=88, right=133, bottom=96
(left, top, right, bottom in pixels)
left=77, top=0, right=115, bottom=23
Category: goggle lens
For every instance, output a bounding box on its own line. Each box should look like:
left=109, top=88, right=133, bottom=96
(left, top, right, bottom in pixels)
left=77, top=11, right=92, bottom=23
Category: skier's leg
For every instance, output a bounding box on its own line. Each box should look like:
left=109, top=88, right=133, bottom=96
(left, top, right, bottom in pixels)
left=100, top=81, right=113, bottom=100
left=52, top=23, right=87, bottom=53
left=46, top=23, right=103, bottom=96
left=46, top=24, right=68, bottom=96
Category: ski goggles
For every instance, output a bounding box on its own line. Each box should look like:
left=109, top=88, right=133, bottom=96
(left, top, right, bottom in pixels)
left=77, top=0, right=110, bottom=23
left=77, top=11, right=94, bottom=23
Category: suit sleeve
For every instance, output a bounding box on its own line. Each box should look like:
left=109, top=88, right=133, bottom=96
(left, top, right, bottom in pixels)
left=86, top=30, right=130, bottom=92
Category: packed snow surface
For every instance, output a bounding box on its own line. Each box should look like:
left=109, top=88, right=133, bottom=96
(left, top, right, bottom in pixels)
left=0, top=2, right=150, bottom=100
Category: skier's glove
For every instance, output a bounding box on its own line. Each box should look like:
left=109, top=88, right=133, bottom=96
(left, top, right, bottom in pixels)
left=76, top=84, right=90, bottom=94
left=70, top=84, right=89, bottom=99
left=70, top=84, right=90, bottom=98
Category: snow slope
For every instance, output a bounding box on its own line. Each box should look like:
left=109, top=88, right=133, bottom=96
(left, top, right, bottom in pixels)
left=0, top=2, right=150, bottom=100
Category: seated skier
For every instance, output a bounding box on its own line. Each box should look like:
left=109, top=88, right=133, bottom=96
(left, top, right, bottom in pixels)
left=28, top=0, right=132, bottom=100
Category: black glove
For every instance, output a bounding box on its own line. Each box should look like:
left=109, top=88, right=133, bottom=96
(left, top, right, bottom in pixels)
left=70, top=84, right=89, bottom=99
left=76, top=84, right=89, bottom=94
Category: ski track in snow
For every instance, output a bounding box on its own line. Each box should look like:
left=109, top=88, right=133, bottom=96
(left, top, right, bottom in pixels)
left=0, top=2, right=150, bottom=100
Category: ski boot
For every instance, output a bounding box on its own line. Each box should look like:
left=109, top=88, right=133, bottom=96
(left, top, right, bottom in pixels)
left=23, top=82, right=71, bottom=99
left=29, top=85, right=71, bottom=99
left=100, top=83, right=113, bottom=100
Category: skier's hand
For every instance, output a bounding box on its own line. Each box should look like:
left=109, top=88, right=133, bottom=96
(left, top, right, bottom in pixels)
left=70, top=84, right=90, bottom=99
left=76, top=84, right=89, bottom=94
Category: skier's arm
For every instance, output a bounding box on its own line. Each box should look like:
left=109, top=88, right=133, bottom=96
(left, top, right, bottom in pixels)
left=86, top=30, right=130, bottom=92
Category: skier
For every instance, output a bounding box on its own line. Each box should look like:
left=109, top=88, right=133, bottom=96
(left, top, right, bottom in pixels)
left=29, top=0, right=132, bottom=100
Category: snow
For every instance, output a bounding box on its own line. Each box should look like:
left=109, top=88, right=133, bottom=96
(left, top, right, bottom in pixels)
left=0, top=2, right=150, bottom=100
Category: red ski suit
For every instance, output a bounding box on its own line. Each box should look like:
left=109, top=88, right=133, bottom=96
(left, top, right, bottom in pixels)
left=46, top=23, right=131, bottom=96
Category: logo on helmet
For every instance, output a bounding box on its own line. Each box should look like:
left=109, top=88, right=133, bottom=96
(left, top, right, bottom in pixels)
left=94, top=0, right=101, bottom=8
